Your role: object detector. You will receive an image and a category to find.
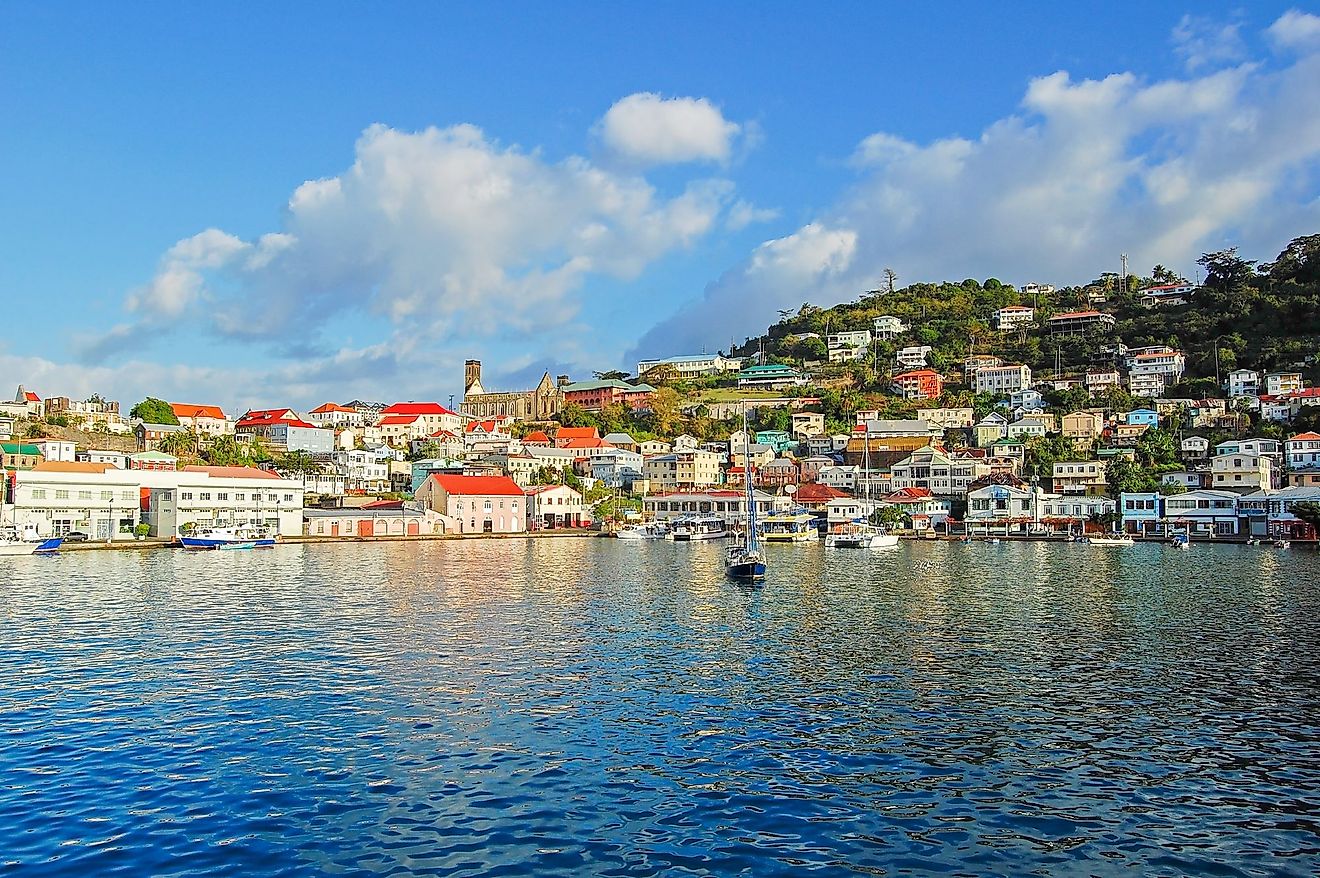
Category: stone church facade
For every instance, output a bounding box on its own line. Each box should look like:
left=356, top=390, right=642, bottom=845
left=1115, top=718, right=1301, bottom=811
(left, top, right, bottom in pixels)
left=460, top=360, right=564, bottom=420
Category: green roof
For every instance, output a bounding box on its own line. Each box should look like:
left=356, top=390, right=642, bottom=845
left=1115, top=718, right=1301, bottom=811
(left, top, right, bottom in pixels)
left=739, top=364, right=800, bottom=375
left=562, top=379, right=656, bottom=393
left=1, top=442, right=40, bottom=455
left=131, top=450, right=177, bottom=460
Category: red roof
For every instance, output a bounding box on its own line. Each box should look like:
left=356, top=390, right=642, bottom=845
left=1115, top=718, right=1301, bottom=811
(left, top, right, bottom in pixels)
left=523, top=431, right=552, bottom=443
left=426, top=474, right=524, bottom=496
left=377, top=415, right=420, bottom=426
left=794, top=483, right=850, bottom=502
left=310, top=402, right=355, bottom=414
left=361, top=499, right=404, bottom=509
left=23, top=391, right=40, bottom=402
left=557, top=427, right=599, bottom=440
left=183, top=465, right=281, bottom=480
left=429, top=429, right=458, bottom=439
left=239, top=408, right=298, bottom=423
left=885, top=487, right=935, bottom=503
left=1291, top=432, right=1320, bottom=441
left=383, top=402, right=457, bottom=416
left=465, top=419, right=505, bottom=434
left=561, top=437, right=609, bottom=449
left=171, top=402, right=226, bottom=420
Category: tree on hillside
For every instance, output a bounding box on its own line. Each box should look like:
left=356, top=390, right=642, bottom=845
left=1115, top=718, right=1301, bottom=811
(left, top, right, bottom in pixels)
left=158, top=429, right=199, bottom=459
left=1105, top=456, right=1159, bottom=499
left=648, top=387, right=683, bottom=436
left=1291, top=501, right=1320, bottom=533
left=556, top=402, right=597, bottom=429
left=130, top=398, right=179, bottom=425
left=1135, top=427, right=1178, bottom=468
left=202, top=434, right=250, bottom=467
left=883, top=269, right=898, bottom=294
left=278, top=450, right=320, bottom=474
left=1022, top=435, right=1076, bottom=484
left=592, top=370, right=629, bottom=381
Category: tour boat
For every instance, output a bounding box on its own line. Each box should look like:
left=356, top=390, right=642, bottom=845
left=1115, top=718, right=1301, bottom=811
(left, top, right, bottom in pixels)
left=825, top=520, right=899, bottom=549
left=615, top=521, right=668, bottom=540
left=0, top=524, right=62, bottom=556
left=725, top=404, right=766, bottom=583
left=180, top=525, right=277, bottom=550
left=760, top=509, right=820, bottom=543
left=669, top=515, right=727, bottom=541
left=1088, top=534, right=1135, bottom=546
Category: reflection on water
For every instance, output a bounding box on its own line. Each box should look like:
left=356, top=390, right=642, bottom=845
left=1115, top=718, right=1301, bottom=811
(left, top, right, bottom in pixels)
left=1, top=540, right=1318, bottom=876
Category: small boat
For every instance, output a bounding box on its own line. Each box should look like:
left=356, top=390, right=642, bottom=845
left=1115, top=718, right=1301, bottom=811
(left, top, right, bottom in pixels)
left=179, top=525, right=277, bottom=550
left=825, top=520, right=899, bottom=549
left=760, top=509, right=819, bottom=543
left=615, top=521, right=668, bottom=540
left=669, top=515, right=727, bottom=541
left=0, top=524, right=63, bottom=556
left=725, top=404, right=766, bottom=584
left=1088, top=534, right=1135, bottom=546
left=1273, top=539, right=1291, bottom=549
left=1170, top=533, right=1190, bottom=549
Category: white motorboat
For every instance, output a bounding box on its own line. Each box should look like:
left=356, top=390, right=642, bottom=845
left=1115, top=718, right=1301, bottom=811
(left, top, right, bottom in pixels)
left=615, top=521, right=668, bottom=540
left=669, top=515, right=727, bottom=541
left=0, top=524, right=63, bottom=556
left=825, top=521, right=899, bottom=548
left=1088, top=534, right=1135, bottom=546
left=180, top=525, right=276, bottom=550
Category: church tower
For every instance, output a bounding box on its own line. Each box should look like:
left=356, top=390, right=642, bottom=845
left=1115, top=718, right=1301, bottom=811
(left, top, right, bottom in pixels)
left=464, top=360, right=484, bottom=396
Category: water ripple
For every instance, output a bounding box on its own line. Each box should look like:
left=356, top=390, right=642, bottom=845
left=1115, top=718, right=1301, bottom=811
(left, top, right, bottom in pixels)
left=0, top=540, right=1317, bottom=875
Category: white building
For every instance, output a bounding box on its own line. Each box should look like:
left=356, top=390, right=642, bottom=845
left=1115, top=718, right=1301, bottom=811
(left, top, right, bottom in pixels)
left=1006, top=418, right=1048, bottom=440
left=170, top=403, right=232, bottom=438
left=1163, top=489, right=1240, bottom=536
left=1085, top=370, right=1121, bottom=394
left=1128, top=373, right=1167, bottom=398
left=643, top=449, right=723, bottom=491
left=896, top=345, right=934, bottom=369
left=1211, top=453, right=1273, bottom=493
left=1224, top=370, right=1260, bottom=398
left=525, top=484, right=591, bottom=529
left=826, top=330, right=873, bottom=363
left=1128, top=350, right=1186, bottom=386
left=636, top=354, right=741, bottom=379
left=33, top=439, right=76, bottom=462
left=891, top=447, right=989, bottom=497
left=974, top=364, right=1032, bottom=395
left=642, top=489, right=774, bottom=523
left=992, top=305, right=1035, bottom=331
left=10, top=463, right=142, bottom=540
left=332, top=450, right=391, bottom=492
left=872, top=315, right=909, bottom=339
left=816, top=465, right=859, bottom=491
left=1264, top=372, right=1304, bottom=396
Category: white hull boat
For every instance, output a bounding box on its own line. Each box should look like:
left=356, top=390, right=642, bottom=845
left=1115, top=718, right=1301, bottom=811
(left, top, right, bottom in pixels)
left=1088, top=535, right=1135, bottom=546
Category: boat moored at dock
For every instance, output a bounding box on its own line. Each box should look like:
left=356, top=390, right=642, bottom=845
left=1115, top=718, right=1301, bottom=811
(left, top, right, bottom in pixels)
left=179, top=525, right=277, bottom=550
left=669, top=515, right=727, bottom=541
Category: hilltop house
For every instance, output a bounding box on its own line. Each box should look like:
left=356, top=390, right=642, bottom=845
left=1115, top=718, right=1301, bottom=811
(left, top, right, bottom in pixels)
left=170, top=403, right=231, bottom=437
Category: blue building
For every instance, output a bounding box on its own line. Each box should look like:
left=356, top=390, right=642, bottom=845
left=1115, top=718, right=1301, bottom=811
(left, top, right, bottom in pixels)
left=1125, top=408, right=1160, bottom=427
left=1119, top=491, right=1162, bottom=535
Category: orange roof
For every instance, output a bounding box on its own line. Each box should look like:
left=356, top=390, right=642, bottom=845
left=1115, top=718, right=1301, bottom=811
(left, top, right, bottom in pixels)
left=182, top=465, right=281, bottom=480
left=376, top=415, right=420, bottom=426
left=894, top=369, right=941, bottom=379
left=557, top=427, right=599, bottom=440
left=465, top=419, right=504, bottom=434
left=523, top=431, right=552, bottom=443
left=429, top=429, right=458, bottom=439
left=171, top=402, right=226, bottom=420
left=1291, top=432, right=1320, bottom=441
left=427, top=474, right=524, bottom=496
left=885, top=487, right=935, bottom=503
left=310, top=402, right=355, bottom=414
left=795, top=483, right=850, bottom=502
left=23, top=391, right=40, bottom=402
left=32, top=461, right=115, bottom=474
left=383, top=402, right=458, bottom=416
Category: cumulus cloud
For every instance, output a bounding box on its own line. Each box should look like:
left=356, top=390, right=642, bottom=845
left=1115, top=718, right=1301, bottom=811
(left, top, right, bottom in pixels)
left=1268, top=8, right=1320, bottom=50
left=726, top=199, right=780, bottom=231
left=631, top=11, right=1320, bottom=361
left=598, top=93, right=742, bottom=164
left=83, top=119, right=736, bottom=365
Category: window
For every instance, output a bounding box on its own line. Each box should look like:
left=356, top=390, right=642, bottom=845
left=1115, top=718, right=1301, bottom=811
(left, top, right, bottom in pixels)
left=217, top=493, right=228, bottom=500
left=236, top=493, right=246, bottom=501
left=32, top=488, right=46, bottom=499
left=181, top=492, right=193, bottom=500
left=100, top=491, right=113, bottom=501
left=199, top=492, right=211, bottom=501
left=283, top=494, right=293, bottom=503
left=79, top=490, right=92, bottom=500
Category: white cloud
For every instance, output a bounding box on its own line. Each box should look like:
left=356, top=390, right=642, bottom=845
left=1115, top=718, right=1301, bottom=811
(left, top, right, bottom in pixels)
left=598, top=93, right=741, bottom=165
left=84, top=119, right=736, bottom=363
left=1268, top=9, right=1320, bottom=50
left=726, top=199, right=781, bottom=231
left=1172, top=14, right=1246, bottom=71
left=631, top=13, right=1320, bottom=361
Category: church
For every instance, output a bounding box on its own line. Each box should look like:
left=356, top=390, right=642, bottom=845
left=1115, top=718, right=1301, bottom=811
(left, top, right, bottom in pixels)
left=460, top=360, right=564, bottom=421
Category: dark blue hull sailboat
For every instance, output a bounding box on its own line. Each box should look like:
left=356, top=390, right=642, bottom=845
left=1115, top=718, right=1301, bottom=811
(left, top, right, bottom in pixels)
left=725, top=403, right=767, bottom=585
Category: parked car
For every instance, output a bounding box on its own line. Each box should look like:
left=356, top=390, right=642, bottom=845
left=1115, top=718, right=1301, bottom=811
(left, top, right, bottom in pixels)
left=63, top=531, right=90, bottom=542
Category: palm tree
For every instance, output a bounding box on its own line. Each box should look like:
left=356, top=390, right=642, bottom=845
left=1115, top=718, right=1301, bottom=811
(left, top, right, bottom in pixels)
left=159, top=429, right=199, bottom=458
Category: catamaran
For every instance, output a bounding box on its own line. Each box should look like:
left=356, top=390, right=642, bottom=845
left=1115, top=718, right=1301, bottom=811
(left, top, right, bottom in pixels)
left=725, top=404, right=766, bottom=583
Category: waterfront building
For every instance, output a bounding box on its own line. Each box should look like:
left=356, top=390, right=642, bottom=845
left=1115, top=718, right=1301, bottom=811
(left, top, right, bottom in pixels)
left=642, top=489, right=773, bottom=523
left=303, top=501, right=443, bottom=538
left=460, top=360, right=563, bottom=420
left=1162, top=489, right=1240, bottom=537
left=1285, top=432, right=1320, bottom=487
left=1238, top=486, right=1320, bottom=540
left=525, top=484, right=591, bottom=529
left=12, top=462, right=141, bottom=539
left=964, top=483, right=1054, bottom=529
left=415, top=474, right=526, bottom=534
left=1120, top=492, right=1163, bottom=536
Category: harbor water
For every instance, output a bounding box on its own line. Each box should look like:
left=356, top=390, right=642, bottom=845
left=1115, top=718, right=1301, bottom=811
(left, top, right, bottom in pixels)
left=1, top=539, right=1318, bottom=876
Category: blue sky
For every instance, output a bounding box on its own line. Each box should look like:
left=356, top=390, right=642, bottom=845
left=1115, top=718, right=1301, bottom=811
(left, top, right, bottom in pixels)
left=2, top=2, right=1318, bottom=413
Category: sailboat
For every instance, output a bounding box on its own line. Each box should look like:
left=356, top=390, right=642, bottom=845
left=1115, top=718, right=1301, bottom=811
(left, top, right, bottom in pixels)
left=725, top=404, right=766, bottom=583
left=824, top=420, right=899, bottom=548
